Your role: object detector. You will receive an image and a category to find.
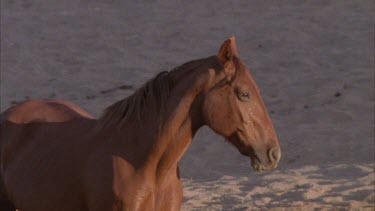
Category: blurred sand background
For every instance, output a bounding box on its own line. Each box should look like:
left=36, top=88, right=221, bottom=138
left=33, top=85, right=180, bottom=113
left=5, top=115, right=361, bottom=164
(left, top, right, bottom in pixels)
left=1, top=0, right=374, bottom=210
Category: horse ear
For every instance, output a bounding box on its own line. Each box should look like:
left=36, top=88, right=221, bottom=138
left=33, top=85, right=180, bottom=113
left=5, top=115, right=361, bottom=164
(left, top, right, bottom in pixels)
left=217, top=36, right=239, bottom=65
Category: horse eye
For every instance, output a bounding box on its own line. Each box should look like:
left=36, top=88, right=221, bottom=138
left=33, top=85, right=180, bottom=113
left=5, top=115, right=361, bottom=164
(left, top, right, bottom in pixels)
left=236, top=90, right=251, bottom=102
left=241, top=92, right=250, bottom=98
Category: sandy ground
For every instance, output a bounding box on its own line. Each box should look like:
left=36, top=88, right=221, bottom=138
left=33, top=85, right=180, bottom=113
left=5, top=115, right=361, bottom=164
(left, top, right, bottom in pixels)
left=1, top=0, right=374, bottom=210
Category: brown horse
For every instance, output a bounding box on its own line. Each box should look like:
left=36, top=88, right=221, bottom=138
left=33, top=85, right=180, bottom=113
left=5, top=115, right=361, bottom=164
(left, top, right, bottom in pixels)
left=0, top=37, right=280, bottom=211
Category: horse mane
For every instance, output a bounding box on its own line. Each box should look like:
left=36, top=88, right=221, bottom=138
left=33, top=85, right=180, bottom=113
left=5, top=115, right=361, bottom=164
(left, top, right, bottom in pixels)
left=98, top=56, right=230, bottom=130
left=99, top=71, right=173, bottom=129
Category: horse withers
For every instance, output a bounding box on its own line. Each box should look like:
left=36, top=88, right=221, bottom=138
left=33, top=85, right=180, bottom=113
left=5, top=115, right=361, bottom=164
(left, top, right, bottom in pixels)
left=0, top=37, right=280, bottom=211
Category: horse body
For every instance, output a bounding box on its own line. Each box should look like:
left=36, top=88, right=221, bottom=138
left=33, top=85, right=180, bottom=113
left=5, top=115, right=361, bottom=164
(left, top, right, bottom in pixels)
left=0, top=100, right=96, bottom=210
left=2, top=121, right=93, bottom=210
left=1, top=99, right=183, bottom=211
left=0, top=37, right=281, bottom=210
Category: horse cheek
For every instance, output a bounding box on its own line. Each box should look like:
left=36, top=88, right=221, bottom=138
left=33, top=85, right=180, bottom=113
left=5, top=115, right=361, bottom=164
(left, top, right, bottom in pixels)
left=202, top=93, right=233, bottom=137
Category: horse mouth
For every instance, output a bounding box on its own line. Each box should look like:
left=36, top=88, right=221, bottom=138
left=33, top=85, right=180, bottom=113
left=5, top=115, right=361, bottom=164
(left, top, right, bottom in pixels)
left=250, top=157, right=268, bottom=172
left=229, top=132, right=278, bottom=172
left=249, top=151, right=264, bottom=172
left=249, top=150, right=278, bottom=172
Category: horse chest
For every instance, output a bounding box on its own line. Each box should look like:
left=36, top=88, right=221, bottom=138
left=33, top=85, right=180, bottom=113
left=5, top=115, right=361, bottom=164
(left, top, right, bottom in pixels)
left=90, top=157, right=181, bottom=210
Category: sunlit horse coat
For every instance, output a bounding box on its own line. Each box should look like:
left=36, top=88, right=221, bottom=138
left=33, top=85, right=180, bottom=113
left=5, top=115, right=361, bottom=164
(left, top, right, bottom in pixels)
left=0, top=37, right=280, bottom=211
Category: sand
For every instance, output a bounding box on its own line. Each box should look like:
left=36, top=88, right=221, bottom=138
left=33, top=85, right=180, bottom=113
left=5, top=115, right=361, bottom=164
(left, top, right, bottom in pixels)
left=1, top=0, right=374, bottom=210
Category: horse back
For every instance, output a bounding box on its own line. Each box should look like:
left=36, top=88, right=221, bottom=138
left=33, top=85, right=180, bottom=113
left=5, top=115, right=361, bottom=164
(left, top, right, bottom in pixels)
left=1, top=99, right=93, bottom=124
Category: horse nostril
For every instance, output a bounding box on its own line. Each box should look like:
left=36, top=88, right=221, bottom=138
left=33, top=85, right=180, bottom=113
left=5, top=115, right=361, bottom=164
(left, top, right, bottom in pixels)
left=268, top=147, right=281, bottom=163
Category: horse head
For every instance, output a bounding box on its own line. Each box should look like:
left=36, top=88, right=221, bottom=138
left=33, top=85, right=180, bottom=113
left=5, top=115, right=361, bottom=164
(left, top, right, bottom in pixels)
left=201, top=37, right=281, bottom=171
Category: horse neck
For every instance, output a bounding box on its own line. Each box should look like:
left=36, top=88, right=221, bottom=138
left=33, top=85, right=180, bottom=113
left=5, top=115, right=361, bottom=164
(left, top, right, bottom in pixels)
left=156, top=89, right=203, bottom=181
left=118, top=61, right=210, bottom=185
left=103, top=57, right=217, bottom=185
left=148, top=67, right=207, bottom=184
